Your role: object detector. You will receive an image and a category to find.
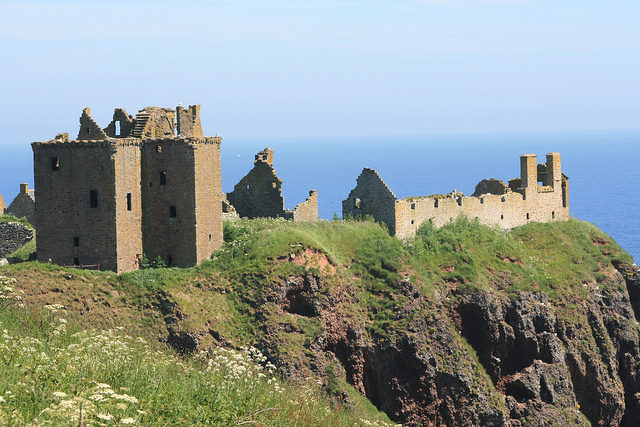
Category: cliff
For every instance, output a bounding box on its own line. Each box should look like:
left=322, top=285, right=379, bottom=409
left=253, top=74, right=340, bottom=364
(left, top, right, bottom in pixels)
left=1, top=217, right=638, bottom=426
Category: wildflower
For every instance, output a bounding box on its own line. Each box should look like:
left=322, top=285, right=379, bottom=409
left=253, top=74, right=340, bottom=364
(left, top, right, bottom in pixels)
left=89, top=394, right=105, bottom=402
left=52, top=391, right=67, bottom=398
left=97, top=413, right=114, bottom=421
left=120, top=417, right=136, bottom=424
left=0, top=396, right=5, bottom=403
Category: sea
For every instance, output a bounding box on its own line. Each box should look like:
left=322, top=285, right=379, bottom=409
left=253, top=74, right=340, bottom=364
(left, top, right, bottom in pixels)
left=1, top=130, right=638, bottom=262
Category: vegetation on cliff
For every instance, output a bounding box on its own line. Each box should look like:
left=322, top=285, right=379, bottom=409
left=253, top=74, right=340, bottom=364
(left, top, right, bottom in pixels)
left=0, top=214, right=638, bottom=425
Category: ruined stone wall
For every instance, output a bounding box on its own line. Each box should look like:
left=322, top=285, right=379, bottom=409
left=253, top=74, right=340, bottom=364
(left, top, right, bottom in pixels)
left=0, top=193, right=6, bottom=213
left=113, top=142, right=143, bottom=272
left=345, top=154, right=569, bottom=239
left=291, top=190, right=318, bottom=222
left=0, top=222, right=33, bottom=258
left=227, top=161, right=285, bottom=219
left=342, top=168, right=397, bottom=234
left=32, top=141, right=119, bottom=270
left=193, top=138, right=223, bottom=263
left=5, top=184, right=35, bottom=225
left=394, top=189, right=568, bottom=239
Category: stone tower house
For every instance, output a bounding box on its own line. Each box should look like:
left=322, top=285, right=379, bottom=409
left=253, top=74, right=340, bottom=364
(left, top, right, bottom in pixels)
left=32, top=105, right=222, bottom=273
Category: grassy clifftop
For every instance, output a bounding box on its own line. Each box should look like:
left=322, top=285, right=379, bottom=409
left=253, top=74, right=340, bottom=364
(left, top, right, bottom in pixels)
left=0, top=217, right=636, bottom=425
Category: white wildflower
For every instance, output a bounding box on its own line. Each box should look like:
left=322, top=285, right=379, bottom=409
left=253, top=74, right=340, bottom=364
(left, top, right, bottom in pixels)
left=120, top=417, right=136, bottom=424
left=97, top=413, right=114, bottom=421
left=52, top=391, right=67, bottom=398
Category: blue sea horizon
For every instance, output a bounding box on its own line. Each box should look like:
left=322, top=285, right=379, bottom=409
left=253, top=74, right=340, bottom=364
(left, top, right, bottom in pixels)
left=1, top=130, right=638, bottom=262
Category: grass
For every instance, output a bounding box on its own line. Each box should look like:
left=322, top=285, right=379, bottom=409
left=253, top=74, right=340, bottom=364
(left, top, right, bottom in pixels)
left=0, top=216, right=633, bottom=425
left=0, top=275, right=395, bottom=426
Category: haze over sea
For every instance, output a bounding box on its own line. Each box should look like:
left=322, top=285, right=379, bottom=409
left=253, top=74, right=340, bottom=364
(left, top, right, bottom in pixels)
left=1, top=130, right=638, bottom=262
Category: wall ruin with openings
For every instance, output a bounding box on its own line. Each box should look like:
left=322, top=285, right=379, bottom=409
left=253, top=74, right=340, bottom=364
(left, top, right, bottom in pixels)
left=227, top=148, right=318, bottom=222
left=343, top=153, right=569, bottom=239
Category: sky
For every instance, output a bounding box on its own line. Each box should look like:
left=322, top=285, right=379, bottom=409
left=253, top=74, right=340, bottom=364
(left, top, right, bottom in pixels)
left=0, top=0, right=639, bottom=143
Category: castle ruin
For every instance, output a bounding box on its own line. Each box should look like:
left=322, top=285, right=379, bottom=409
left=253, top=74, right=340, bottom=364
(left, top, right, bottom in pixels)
left=226, top=147, right=318, bottom=222
left=32, top=105, right=223, bottom=273
left=343, top=153, right=569, bottom=238
left=0, top=192, right=6, bottom=214
left=4, top=183, right=36, bottom=225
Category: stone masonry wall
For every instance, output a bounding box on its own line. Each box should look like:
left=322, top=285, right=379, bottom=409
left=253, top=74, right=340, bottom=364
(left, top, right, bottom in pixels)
left=141, top=139, right=198, bottom=268
left=342, top=168, right=398, bottom=234
left=113, top=142, right=144, bottom=273
left=32, top=141, right=119, bottom=270
left=227, top=149, right=285, bottom=219
left=5, top=184, right=35, bottom=225
left=291, top=190, right=318, bottom=222
left=0, top=222, right=33, bottom=258
left=344, top=154, right=569, bottom=239
left=0, top=193, right=6, bottom=213
left=193, top=139, right=223, bottom=264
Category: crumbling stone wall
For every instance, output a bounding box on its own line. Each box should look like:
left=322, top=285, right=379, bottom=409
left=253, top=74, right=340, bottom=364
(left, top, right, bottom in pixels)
left=104, top=108, right=135, bottom=138
left=227, top=148, right=285, bottom=218
left=222, top=194, right=239, bottom=221
left=342, top=168, right=398, bottom=234
left=344, top=153, right=569, bottom=239
left=5, top=183, right=36, bottom=226
left=32, top=105, right=222, bottom=273
left=226, top=148, right=319, bottom=222
left=0, top=222, right=33, bottom=258
left=289, top=190, right=318, bottom=222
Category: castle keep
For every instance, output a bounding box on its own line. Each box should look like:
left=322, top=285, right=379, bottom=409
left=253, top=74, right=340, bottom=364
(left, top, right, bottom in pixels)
left=343, top=153, right=569, bottom=238
left=32, top=105, right=223, bottom=273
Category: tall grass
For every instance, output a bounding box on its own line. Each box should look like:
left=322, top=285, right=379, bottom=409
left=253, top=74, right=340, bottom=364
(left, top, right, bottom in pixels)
left=0, top=275, right=395, bottom=426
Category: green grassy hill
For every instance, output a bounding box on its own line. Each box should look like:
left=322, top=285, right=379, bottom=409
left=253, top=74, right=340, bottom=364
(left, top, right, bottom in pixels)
left=0, top=216, right=638, bottom=425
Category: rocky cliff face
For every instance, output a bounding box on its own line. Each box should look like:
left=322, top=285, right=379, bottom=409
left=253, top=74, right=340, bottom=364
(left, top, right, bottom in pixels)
left=248, top=262, right=640, bottom=426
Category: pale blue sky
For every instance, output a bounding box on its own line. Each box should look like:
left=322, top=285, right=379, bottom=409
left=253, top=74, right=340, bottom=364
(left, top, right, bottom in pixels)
left=0, top=0, right=638, bottom=142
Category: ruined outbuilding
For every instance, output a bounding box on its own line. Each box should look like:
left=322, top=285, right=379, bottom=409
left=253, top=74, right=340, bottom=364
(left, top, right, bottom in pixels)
left=32, top=105, right=222, bottom=273
left=5, top=183, right=36, bottom=225
left=226, top=148, right=318, bottom=221
left=343, top=153, right=569, bottom=238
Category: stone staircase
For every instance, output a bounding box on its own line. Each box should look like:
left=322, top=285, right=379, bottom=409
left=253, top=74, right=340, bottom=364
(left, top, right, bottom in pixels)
left=131, top=112, right=151, bottom=138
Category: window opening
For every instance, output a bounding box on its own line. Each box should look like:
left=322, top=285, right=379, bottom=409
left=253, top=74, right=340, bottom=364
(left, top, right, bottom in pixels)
left=73, top=258, right=80, bottom=265
left=434, top=199, right=439, bottom=208
left=127, top=193, right=132, bottom=211
left=160, top=171, right=167, bottom=186
left=209, top=234, right=212, bottom=241
left=501, top=214, right=504, bottom=220
left=552, top=211, right=555, bottom=219
left=115, top=121, right=121, bottom=136
left=169, top=206, right=177, bottom=218
left=156, top=145, right=162, bottom=153
left=74, top=237, right=79, bottom=247
left=167, top=255, right=173, bottom=266
left=86, top=128, right=92, bottom=134
left=90, top=190, right=98, bottom=208
left=51, top=157, right=60, bottom=171
left=411, top=203, right=415, bottom=210
left=354, top=198, right=361, bottom=209
left=526, top=213, right=530, bottom=220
